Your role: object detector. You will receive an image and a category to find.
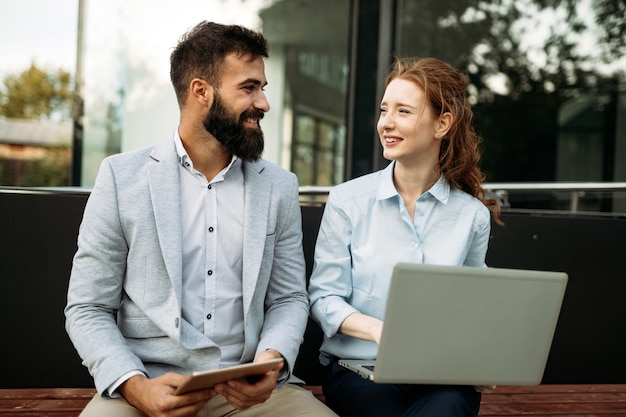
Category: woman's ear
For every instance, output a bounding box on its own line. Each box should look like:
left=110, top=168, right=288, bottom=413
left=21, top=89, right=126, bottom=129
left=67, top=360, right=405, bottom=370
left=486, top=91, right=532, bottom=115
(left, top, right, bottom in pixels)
left=435, top=112, right=453, bottom=139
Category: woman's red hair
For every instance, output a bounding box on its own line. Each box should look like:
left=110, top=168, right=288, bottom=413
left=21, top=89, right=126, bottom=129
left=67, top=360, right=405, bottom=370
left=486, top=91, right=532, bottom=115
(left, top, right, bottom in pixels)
left=385, top=57, right=502, bottom=224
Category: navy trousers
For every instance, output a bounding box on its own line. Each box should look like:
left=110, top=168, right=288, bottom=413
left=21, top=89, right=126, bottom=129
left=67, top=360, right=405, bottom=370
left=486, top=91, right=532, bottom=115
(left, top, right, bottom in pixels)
left=322, top=362, right=482, bottom=417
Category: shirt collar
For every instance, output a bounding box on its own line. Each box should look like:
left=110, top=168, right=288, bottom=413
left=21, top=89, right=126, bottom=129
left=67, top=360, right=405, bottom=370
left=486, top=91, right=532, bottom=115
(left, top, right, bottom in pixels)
left=429, top=174, right=450, bottom=204
left=377, top=162, right=398, bottom=200
left=174, top=128, right=240, bottom=179
left=376, top=160, right=450, bottom=204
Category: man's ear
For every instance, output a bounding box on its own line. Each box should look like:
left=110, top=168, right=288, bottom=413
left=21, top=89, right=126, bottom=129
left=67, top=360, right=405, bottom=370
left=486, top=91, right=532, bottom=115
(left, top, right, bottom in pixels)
left=435, top=112, right=453, bottom=139
left=189, top=78, right=214, bottom=109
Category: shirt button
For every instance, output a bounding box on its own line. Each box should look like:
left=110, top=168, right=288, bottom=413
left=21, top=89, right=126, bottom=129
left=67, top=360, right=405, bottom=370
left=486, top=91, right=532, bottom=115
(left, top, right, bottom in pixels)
left=208, top=184, right=212, bottom=189
left=414, top=243, right=420, bottom=248
left=207, top=270, right=213, bottom=276
left=206, top=313, right=212, bottom=320
left=208, top=227, right=214, bottom=232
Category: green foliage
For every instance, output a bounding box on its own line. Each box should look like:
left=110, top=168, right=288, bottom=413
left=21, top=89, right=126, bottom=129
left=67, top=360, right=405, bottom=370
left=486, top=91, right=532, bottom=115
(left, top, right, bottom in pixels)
left=0, top=62, right=73, bottom=186
left=0, top=62, right=73, bottom=121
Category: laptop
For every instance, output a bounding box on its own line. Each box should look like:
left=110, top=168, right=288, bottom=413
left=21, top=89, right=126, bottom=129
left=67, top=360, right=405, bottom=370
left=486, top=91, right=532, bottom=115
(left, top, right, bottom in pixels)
left=339, top=263, right=568, bottom=386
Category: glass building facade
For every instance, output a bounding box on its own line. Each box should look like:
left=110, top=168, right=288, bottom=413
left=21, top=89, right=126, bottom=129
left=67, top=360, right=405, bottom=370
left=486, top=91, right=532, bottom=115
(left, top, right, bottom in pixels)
left=74, top=0, right=625, bottom=210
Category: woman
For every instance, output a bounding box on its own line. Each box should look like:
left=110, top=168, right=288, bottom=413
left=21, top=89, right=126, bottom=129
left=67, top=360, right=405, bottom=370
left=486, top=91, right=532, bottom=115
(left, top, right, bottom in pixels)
left=308, top=57, right=502, bottom=417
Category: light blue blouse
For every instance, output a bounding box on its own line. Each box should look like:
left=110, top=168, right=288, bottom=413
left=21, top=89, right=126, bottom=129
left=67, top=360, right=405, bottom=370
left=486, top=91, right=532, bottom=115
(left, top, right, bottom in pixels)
left=308, top=161, right=492, bottom=364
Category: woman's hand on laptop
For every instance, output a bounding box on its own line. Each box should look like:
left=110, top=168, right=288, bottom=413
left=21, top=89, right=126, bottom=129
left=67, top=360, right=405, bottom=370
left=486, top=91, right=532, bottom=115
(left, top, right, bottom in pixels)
left=340, top=312, right=384, bottom=344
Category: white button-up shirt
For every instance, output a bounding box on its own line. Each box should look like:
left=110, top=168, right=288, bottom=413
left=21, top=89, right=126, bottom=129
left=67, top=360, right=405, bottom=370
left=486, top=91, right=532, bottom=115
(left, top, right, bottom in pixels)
left=175, top=131, right=245, bottom=367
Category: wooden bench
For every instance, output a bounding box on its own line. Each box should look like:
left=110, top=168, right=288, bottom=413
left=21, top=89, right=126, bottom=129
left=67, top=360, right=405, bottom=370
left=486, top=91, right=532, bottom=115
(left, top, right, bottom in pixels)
left=2, top=191, right=626, bottom=416
left=478, top=385, right=626, bottom=416
left=2, top=385, right=626, bottom=416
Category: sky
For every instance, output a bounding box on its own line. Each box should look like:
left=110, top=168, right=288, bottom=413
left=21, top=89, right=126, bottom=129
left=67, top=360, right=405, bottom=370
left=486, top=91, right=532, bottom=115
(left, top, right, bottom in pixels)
left=0, top=0, right=79, bottom=77
left=0, top=0, right=270, bottom=80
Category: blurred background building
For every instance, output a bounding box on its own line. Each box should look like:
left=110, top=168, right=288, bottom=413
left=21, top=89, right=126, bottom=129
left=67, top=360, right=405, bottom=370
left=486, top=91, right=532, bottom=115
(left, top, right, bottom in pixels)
left=1, top=0, right=625, bottom=212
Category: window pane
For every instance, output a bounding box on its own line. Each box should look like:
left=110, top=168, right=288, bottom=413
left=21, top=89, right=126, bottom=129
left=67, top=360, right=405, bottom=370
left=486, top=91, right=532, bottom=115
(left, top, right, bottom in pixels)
left=293, top=114, right=315, bottom=185
left=79, top=0, right=351, bottom=187
left=262, top=0, right=351, bottom=186
left=0, top=0, right=77, bottom=186
left=396, top=0, right=626, bottom=212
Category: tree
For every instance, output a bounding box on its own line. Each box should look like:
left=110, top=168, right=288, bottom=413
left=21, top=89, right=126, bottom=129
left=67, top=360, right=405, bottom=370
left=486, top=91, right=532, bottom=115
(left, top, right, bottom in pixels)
left=0, top=62, right=74, bottom=187
left=0, top=62, right=73, bottom=121
left=396, top=0, right=625, bottom=185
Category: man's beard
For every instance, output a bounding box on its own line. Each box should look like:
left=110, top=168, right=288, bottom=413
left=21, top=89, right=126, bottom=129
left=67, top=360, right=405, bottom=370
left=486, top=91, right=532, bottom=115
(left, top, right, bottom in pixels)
left=202, top=93, right=265, bottom=162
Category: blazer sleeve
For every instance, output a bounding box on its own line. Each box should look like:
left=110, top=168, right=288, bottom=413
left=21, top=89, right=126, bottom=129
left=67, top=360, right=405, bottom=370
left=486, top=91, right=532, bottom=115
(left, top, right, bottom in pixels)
left=254, top=172, right=309, bottom=382
left=64, top=159, right=147, bottom=394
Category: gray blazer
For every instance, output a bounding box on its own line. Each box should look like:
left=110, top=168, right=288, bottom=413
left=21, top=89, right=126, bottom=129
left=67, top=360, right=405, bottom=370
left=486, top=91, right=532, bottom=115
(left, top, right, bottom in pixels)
left=65, top=134, right=308, bottom=395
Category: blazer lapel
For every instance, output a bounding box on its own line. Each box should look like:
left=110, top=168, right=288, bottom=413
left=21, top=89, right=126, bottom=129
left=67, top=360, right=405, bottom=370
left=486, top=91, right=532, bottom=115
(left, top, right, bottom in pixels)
left=147, top=135, right=220, bottom=350
left=241, top=160, right=270, bottom=317
left=148, top=136, right=183, bottom=299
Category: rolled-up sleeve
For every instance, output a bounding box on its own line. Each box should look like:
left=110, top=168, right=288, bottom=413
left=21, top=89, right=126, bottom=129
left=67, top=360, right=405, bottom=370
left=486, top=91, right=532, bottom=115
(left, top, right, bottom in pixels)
left=308, top=191, right=359, bottom=338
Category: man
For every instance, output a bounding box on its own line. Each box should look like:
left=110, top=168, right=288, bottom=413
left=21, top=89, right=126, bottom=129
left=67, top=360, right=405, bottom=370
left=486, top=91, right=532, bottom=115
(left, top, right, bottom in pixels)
left=65, top=21, right=336, bottom=417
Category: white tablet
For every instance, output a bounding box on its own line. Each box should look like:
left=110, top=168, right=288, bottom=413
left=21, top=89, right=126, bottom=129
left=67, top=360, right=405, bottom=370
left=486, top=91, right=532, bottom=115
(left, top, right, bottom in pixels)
left=174, top=358, right=284, bottom=395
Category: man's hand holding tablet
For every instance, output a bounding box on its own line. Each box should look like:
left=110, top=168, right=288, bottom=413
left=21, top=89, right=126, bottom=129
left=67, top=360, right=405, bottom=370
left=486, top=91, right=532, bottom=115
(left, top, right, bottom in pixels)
left=174, top=358, right=284, bottom=395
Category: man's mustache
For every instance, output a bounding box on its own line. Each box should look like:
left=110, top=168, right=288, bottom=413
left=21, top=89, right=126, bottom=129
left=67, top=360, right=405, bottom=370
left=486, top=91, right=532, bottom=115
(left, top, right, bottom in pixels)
left=240, top=109, right=265, bottom=122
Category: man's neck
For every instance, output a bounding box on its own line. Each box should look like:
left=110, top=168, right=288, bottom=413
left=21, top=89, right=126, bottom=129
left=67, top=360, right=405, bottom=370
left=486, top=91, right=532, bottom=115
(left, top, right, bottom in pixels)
left=178, top=125, right=232, bottom=181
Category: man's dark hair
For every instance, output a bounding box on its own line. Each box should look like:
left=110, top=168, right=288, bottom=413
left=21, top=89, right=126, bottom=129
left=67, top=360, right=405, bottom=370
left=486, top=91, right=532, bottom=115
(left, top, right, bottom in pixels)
left=170, top=21, right=269, bottom=106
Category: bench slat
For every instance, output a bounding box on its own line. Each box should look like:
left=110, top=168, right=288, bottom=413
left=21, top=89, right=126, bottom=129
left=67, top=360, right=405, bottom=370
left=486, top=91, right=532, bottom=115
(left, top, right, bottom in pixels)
left=0, top=389, right=93, bottom=417
left=2, top=386, right=626, bottom=416
left=479, top=385, right=626, bottom=416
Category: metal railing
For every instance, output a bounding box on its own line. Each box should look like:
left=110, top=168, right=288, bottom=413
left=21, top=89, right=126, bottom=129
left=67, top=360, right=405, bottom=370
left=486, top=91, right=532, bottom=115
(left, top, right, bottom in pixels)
left=3, top=183, right=626, bottom=214
left=299, top=182, right=626, bottom=213
left=482, top=182, right=626, bottom=212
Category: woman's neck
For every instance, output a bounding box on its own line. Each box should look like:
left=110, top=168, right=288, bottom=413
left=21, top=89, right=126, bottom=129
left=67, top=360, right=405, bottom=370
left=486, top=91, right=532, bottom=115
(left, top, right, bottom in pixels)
left=393, top=161, right=439, bottom=199
left=393, top=162, right=439, bottom=220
